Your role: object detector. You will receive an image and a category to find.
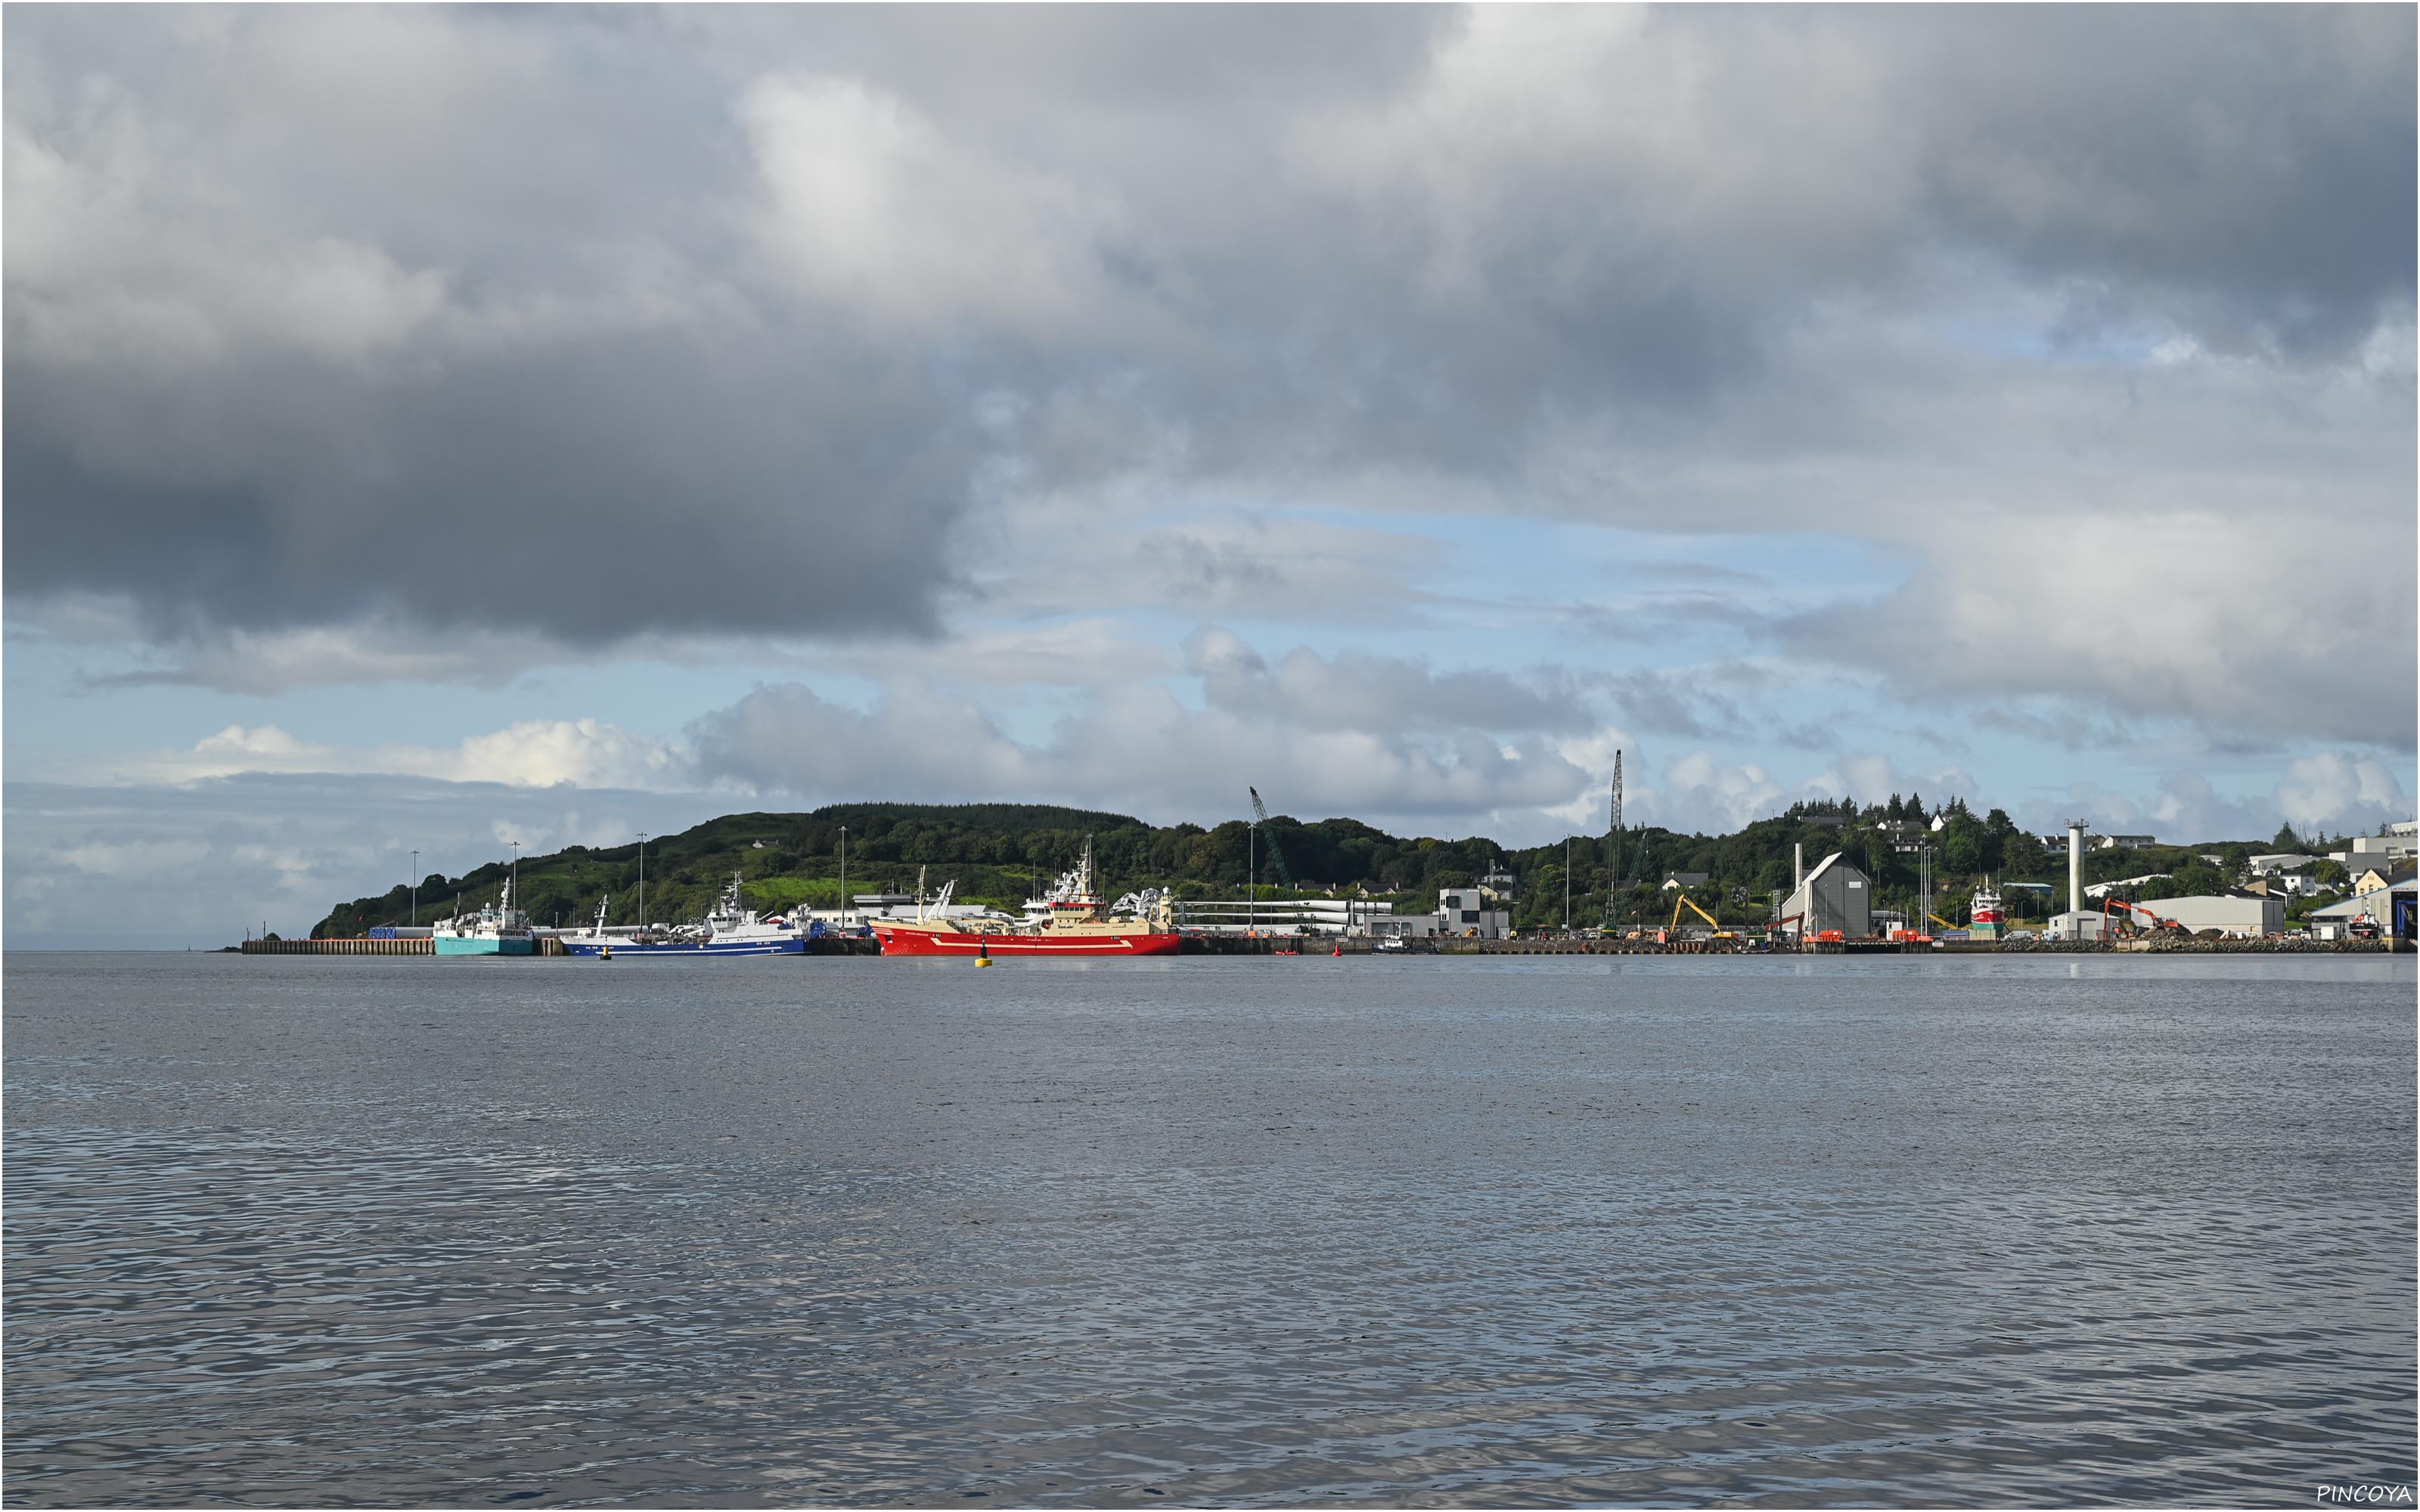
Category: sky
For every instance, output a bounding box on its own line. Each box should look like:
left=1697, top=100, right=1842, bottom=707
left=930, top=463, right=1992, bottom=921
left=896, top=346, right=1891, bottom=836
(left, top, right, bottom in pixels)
left=5, top=5, right=2414, bottom=949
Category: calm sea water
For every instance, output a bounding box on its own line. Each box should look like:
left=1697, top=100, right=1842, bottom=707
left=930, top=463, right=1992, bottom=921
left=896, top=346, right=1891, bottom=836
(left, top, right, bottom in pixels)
left=5, top=953, right=2412, bottom=1507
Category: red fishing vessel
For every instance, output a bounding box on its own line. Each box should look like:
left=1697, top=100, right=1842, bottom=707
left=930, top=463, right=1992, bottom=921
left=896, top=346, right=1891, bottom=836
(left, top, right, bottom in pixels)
left=870, top=840, right=1181, bottom=957
left=1969, top=878, right=2005, bottom=941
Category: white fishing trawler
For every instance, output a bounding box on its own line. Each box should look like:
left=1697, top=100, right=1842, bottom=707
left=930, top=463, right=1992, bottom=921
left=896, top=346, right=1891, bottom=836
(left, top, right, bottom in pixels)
left=561, top=873, right=806, bottom=956
left=433, top=876, right=535, bottom=956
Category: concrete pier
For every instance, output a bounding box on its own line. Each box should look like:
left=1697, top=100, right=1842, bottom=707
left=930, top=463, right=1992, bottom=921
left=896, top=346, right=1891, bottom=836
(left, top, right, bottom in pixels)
left=244, top=937, right=434, bottom=956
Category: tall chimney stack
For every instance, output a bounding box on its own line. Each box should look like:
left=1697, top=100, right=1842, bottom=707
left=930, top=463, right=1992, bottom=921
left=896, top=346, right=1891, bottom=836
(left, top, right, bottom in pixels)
left=2067, top=820, right=2087, bottom=918
left=1795, top=842, right=1804, bottom=896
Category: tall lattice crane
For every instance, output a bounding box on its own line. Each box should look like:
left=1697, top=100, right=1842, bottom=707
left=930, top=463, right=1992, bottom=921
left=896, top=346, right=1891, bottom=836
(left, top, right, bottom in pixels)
left=1248, top=787, right=1295, bottom=893
left=1604, top=751, right=1623, bottom=928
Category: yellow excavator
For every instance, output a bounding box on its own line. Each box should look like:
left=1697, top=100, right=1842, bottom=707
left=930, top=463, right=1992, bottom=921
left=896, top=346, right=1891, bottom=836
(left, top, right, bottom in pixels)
left=1666, top=891, right=1733, bottom=940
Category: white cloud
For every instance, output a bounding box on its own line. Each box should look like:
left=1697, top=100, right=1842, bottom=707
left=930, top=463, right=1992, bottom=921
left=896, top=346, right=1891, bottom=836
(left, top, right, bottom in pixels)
left=1786, top=513, right=2415, bottom=748
left=85, top=719, right=690, bottom=792
left=740, top=72, right=1137, bottom=338
left=4, top=774, right=716, bottom=949
left=2273, top=752, right=2413, bottom=835
left=1624, top=749, right=1976, bottom=836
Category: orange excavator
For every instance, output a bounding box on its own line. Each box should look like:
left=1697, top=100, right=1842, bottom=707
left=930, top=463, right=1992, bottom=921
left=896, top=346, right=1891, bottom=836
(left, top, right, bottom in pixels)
left=2100, top=897, right=2186, bottom=934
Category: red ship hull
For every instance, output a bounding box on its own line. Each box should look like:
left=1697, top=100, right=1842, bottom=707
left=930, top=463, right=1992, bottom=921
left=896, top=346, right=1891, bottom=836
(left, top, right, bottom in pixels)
left=872, top=925, right=1182, bottom=957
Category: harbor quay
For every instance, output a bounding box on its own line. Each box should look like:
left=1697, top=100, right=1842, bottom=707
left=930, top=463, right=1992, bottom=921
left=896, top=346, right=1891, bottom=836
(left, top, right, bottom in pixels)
left=293, top=804, right=2420, bottom=957
left=236, top=931, right=2409, bottom=957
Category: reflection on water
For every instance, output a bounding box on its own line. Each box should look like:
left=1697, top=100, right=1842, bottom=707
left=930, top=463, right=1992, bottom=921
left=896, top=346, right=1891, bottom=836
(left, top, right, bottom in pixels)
left=5, top=954, right=2413, bottom=1506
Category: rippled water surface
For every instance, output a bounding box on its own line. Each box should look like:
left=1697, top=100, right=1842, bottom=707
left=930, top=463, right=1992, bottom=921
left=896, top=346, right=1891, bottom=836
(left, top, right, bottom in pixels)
left=6, top=953, right=2412, bottom=1507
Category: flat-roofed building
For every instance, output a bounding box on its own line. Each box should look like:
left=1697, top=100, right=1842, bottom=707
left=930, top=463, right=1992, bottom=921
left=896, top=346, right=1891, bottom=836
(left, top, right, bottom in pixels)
left=2136, top=893, right=2283, bottom=937
left=2341, top=832, right=2419, bottom=866
left=1433, top=885, right=1511, bottom=939
left=1177, top=898, right=1399, bottom=936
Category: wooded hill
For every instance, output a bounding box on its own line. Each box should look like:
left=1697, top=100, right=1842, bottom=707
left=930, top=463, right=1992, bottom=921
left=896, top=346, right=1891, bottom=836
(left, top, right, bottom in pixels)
left=311, top=797, right=2294, bottom=938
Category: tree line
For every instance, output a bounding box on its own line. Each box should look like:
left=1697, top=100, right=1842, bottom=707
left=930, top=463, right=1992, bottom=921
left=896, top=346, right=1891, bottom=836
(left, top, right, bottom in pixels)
left=311, top=796, right=2289, bottom=938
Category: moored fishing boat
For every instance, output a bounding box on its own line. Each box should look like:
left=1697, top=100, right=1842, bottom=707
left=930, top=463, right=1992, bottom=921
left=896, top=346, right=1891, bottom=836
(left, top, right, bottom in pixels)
left=433, top=877, right=535, bottom=956
left=871, top=841, right=1179, bottom=956
left=561, top=873, right=807, bottom=956
left=1969, top=879, right=2005, bottom=943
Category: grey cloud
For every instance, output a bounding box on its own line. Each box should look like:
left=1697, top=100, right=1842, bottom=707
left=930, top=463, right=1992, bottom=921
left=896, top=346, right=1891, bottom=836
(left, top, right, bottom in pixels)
left=1184, top=628, right=1589, bottom=736
left=5, top=5, right=2409, bottom=658
left=690, top=674, right=1590, bottom=829
left=1904, top=5, right=2415, bottom=357
left=1597, top=668, right=1757, bottom=742
left=1971, top=704, right=2144, bottom=755
left=1617, top=561, right=1773, bottom=588
left=1771, top=721, right=1837, bottom=754
left=1557, top=594, right=1787, bottom=648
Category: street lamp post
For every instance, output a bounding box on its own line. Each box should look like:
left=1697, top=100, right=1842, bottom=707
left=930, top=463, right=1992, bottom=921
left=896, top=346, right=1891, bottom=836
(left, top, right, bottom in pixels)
left=839, top=826, right=849, bottom=931
left=410, top=848, right=419, bottom=927
left=637, top=832, right=648, bottom=931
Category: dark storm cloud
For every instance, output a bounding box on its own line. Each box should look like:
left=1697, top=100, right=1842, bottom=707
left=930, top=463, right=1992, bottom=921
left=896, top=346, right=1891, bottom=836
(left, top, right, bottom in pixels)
left=1896, top=5, right=2416, bottom=356
left=5, top=333, right=966, bottom=641
left=5, top=5, right=2409, bottom=648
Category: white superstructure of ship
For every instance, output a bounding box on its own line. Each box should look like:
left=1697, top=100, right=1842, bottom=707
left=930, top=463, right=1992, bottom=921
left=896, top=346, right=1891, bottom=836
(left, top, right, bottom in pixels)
left=561, top=872, right=806, bottom=956
left=433, top=876, right=535, bottom=956
left=1969, top=878, right=2005, bottom=940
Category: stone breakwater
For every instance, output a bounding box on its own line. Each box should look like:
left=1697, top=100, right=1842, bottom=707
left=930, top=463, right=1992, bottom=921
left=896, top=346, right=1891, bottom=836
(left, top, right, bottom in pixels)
left=2003, top=935, right=2408, bottom=954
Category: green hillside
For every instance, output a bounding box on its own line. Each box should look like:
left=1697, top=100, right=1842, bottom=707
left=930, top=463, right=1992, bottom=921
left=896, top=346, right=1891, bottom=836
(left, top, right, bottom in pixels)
left=312, top=796, right=2295, bottom=938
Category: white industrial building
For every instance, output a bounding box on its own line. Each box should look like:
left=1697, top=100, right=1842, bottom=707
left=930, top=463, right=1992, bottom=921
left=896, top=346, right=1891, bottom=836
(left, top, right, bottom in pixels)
left=845, top=892, right=1002, bottom=925
left=2085, top=873, right=2171, bottom=900
left=2245, top=852, right=2325, bottom=875
left=1177, top=898, right=1398, bottom=936
left=2135, top=893, right=2284, bottom=937
left=1184, top=863, right=1516, bottom=940
left=2333, top=832, right=2419, bottom=869
left=1431, top=882, right=1512, bottom=939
